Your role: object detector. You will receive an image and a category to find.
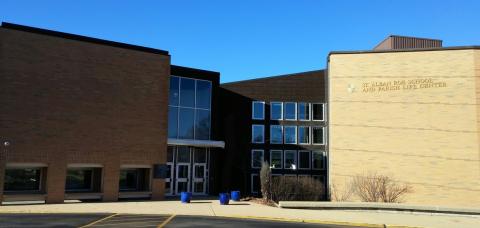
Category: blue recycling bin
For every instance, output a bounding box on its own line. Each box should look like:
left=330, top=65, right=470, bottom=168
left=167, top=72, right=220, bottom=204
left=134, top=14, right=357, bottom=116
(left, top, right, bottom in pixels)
left=181, top=192, right=192, bottom=203
left=219, top=193, right=230, bottom=205
left=231, top=191, right=241, bottom=201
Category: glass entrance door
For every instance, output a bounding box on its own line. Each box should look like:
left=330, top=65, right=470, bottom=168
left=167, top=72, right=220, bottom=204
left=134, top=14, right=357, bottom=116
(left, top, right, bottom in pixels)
left=175, top=163, right=190, bottom=194
left=192, top=164, right=206, bottom=195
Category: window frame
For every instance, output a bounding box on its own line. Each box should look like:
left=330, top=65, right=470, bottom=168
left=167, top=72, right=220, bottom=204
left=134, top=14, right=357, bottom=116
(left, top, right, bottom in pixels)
left=251, top=124, right=265, bottom=144
left=269, top=125, right=283, bottom=144
left=65, top=168, right=94, bottom=192
left=284, top=126, right=297, bottom=144
left=251, top=150, right=264, bottom=169
left=312, top=127, right=325, bottom=145
left=298, top=126, right=310, bottom=145
left=298, top=102, right=311, bottom=121
left=312, top=151, right=326, bottom=170
left=269, top=150, right=283, bottom=169
left=312, top=103, right=326, bottom=121
left=283, top=102, right=297, bottom=120
left=270, top=101, right=283, bottom=120
left=3, top=167, right=43, bottom=193
left=252, top=101, right=265, bottom=120
left=251, top=173, right=259, bottom=194
left=283, top=150, right=297, bottom=170
left=298, top=150, right=311, bottom=170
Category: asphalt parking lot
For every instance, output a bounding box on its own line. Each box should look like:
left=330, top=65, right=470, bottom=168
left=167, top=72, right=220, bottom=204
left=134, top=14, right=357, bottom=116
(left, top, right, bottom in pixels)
left=0, top=213, right=355, bottom=227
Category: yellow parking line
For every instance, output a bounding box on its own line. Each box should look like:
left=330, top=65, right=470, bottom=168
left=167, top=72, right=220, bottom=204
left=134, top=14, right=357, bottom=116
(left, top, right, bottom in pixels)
left=79, top=213, right=119, bottom=228
left=157, top=214, right=176, bottom=228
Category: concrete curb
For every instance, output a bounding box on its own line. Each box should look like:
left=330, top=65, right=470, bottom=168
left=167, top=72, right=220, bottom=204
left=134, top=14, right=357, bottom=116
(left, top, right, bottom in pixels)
left=278, top=201, right=480, bottom=216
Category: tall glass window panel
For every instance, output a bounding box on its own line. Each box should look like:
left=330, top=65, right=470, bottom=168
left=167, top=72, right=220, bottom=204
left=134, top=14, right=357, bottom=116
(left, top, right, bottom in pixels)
left=312, top=151, right=325, bottom=170
left=178, top=108, right=195, bottom=139
left=251, top=174, right=260, bottom=193
left=298, top=151, right=311, bottom=169
left=298, top=103, right=310, bottom=120
left=252, top=125, right=264, bottom=143
left=270, top=150, right=282, bottom=169
left=4, top=168, right=41, bottom=191
left=177, top=146, right=191, bottom=163
left=168, top=107, right=178, bottom=138
left=284, top=150, right=297, bottom=169
left=251, top=150, right=264, bottom=168
left=284, top=126, right=297, bottom=144
left=284, top=102, right=297, bottom=120
left=252, top=101, right=265, bottom=120
left=169, top=76, right=180, bottom=106
left=195, top=109, right=210, bottom=140
left=312, top=127, right=325, bottom=145
left=298, top=126, right=310, bottom=144
left=270, top=102, right=283, bottom=120
left=312, top=103, right=325, bottom=121
left=180, top=78, right=195, bottom=108
left=270, top=125, right=283, bottom=144
left=196, top=80, right=211, bottom=109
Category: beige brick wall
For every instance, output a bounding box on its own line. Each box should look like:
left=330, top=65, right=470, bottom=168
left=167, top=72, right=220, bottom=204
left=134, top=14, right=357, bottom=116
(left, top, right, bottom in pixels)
left=328, top=49, right=480, bottom=207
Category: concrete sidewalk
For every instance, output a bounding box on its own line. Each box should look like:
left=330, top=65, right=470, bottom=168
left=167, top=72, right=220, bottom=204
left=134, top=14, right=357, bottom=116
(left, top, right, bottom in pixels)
left=0, top=200, right=479, bottom=228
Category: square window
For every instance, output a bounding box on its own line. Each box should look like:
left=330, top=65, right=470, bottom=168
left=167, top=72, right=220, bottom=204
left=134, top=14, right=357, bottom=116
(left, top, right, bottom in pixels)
left=270, top=125, right=283, bottom=144
left=284, top=126, right=297, bottom=144
left=251, top=150, right=264, bottom=168
left=298, top=103, right=310, bottom=121
left=252, top=101, right=265, bottom=120
left=312, top=103, right=325, bottom=121
left=284, top=150, right=297, bottom=170
left=270, top=150, right=282, bottom=169
left=284, top=102, right=297, bottom=120
left=312, top=127, right=325, bottom=145
left=298, top=151, right=311, bottom=169
left=312, top=151, right=326, bottom=170
left=270, top=102, right=283, bottom=120
left=298, top=126, right=310, bottom=144
left=252, top=125, right=265, bottom=143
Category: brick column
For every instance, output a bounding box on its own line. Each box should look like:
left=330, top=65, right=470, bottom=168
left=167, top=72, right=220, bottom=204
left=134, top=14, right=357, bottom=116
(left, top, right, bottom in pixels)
left=151, top=179, right=165, bottom=200
left=45, top=161, right=66, bottom=203
left=102, top=162, right=120, bottom=202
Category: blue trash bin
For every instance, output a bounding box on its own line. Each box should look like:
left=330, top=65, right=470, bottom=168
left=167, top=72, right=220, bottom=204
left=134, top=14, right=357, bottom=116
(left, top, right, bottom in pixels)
left=219, top=193, right=230, bottom=205
left=231, top=191, right=241, bottom=201
left=181, top=192, right=192, bottom=203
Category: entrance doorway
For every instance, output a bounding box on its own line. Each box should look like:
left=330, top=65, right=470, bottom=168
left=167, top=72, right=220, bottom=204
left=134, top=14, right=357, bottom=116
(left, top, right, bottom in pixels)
left=166, top=146, right=210, bottom=196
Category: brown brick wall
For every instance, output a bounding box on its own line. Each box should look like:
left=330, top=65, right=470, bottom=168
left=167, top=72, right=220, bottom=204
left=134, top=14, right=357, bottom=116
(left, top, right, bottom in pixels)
left=0, top=27, right=170, bottom=203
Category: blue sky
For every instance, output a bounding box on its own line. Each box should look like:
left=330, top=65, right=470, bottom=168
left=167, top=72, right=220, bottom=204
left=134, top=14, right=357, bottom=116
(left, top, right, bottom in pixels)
left=1, top=0, right=479, bottom=83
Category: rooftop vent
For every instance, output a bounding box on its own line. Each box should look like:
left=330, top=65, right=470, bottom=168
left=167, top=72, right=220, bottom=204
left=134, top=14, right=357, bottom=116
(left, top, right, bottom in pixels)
left=373, top=35, right=442, bottom=50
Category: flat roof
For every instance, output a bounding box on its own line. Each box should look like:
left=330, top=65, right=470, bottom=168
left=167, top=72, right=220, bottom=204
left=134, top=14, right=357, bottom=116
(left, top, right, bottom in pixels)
left=329, top=45, right=480, bottom=56
left=221, top=69, right=325, bottom=86
left=1, top=22, right=169, bottom=56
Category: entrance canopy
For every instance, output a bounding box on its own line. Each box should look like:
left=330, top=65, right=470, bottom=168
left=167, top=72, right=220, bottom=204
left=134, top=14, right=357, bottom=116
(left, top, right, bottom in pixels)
left=167, top=139, right=225, bottom=148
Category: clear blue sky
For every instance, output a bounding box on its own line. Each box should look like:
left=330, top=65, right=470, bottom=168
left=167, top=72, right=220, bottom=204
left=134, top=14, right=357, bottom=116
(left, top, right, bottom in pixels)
left=1, top=0, right=479, bottom=83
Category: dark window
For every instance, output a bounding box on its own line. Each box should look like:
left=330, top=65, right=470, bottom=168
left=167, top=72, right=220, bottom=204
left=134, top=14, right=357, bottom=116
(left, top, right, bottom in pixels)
left=178, top=108, right=195, bottom=139
left=119, top=169, right=138, bottom=191
left=284, top=150, right=297, bottom=169
left=196, top=80, right=211, bottom=109
left=298, top=151, right=311, bottom=169
left=177, top=146, right=191, bottom=163
left=270, top=125, right=282, bottom=144
left=298, top=103, right=310, bottom=120
left=284, top=102, right=297, bottom=120
left=180, top=78, right=195, bottom=107
left=194, top=148, right=207, bottom=163
left=251, top=174, right=260, bottom=193
left=65, top=169, right=92, bottom=191
left=251, top=150, right=264, bottom=168
left=298, top=126, right=310, bottom=144
left=168, top=107, right=178, bottom=138
left=312, top=151, right=325, bottom=170
left=312, top=127, right=324, bottom=144
left=270, top=102, right=282, bottom=120
left=312, top=103, right=324, bottom=121
left=4, top=168, right=41, bottom=192
left=195, top=109, right=210, bottom=140
left=270, top=150, right=282, bottom=169
left=169, top=76, right=180, bottom=106
left=252, top=101, right=264, bottom=120
left=167, top=146, right=174, bottom=163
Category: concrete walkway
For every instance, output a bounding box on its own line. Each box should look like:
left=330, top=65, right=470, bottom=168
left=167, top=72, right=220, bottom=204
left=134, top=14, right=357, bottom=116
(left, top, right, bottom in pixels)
left=0, top=200, right=479, bottom=228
